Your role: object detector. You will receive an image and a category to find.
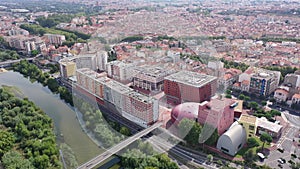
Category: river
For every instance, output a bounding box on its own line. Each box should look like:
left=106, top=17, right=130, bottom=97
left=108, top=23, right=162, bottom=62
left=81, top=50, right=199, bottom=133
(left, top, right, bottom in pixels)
left=0, top=71, right=103, bottom=165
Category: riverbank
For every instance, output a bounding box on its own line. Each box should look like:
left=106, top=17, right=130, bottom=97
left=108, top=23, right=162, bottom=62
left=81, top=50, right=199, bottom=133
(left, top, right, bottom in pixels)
left=0, top=71, right=102, bottom=166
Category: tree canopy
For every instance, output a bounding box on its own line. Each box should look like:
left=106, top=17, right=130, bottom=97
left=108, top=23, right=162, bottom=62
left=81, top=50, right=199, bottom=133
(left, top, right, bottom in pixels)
left=260, top=133, right=272, bottom=150
left=0, top=88, right=61, bottom=168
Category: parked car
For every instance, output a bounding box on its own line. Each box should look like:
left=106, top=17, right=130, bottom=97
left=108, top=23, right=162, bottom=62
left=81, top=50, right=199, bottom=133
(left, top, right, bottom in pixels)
left=278, top=158, right=285, bottom=164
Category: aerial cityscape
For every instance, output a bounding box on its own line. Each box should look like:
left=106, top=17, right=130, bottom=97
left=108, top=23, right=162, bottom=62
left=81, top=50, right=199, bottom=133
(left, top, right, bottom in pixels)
left=0, top=0, right=299, bottom=169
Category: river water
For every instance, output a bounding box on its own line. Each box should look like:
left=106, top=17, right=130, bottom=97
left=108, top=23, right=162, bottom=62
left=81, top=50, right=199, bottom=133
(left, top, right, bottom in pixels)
left=0, top=71, right=102, bottom=165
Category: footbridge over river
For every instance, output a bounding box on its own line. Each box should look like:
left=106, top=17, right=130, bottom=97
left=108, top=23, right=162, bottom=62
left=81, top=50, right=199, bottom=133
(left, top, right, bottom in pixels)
left=77, top=122, right=163, bottom=169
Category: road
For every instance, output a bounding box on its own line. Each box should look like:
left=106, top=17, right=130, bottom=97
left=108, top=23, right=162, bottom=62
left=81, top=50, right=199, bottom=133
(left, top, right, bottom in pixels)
left=283, top=111, right=300, bottom=128
left=146, top=135, right=242, bottom=169
left=77, top=122, right=162, bottom=169
left=260, top=125, right=300, bottom=169
left=0, top=57, right=35, bottom=67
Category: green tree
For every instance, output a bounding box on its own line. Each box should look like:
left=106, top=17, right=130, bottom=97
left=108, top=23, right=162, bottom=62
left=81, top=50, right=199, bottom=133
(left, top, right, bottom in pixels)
left=2, top=151, right=34, bottom=169
left=249, top=101, right=259, bottom=110
left=247, top=137, right=259, bottom=148
left=225, top=94, right=232, bottom=98
left=0, top=130, right=15, bottom=156
left=31, top=50, right=39, bottom=56
left=238, top=94, right=245, bottom=100
left=178, top=118, right=194, bottom=139
left=178, top=118, right=202, bottom=145
left=243, top=149, right=255, bottom=162
left=260, top=133, right=272, bottom=150
left=207, top=154, right=213, bottom=163
left=261, top=101, right=267, bottom=106
left=120, top=126, right=131, bottom=136
left=204, top=128, right=219, bottom=146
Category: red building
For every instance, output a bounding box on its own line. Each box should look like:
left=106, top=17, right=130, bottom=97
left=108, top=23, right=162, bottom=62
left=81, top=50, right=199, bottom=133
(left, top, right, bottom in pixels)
left=170, top=102, right=199, bottom=124
left=164, top=71, right=217, bottom=105
left=198, top=98, right=235, bottom=135
left=170, top=97, right=236, bottom=135
left=122, top=91, right=159, bottom=127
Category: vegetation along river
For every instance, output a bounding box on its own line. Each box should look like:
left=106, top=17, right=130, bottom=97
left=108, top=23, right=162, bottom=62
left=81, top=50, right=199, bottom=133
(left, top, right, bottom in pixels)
left=0, top=71, right=103, bottom=167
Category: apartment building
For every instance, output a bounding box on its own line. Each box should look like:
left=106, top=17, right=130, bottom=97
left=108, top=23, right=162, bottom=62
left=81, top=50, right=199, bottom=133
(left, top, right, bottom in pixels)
left=75, top=51, right=107, bottom=71
left=122, top=91, right=159, bottom=127
left=234, top=67, right=281, bottom=96
left=75, top=68, right=159, bottom=127
left=44, top=34, right=66, bottom=46
left=59, top=59, right=77, bottom=79
left=106, top=60, right=137, bottom=82
left=133, top=65, right=175, bottom=91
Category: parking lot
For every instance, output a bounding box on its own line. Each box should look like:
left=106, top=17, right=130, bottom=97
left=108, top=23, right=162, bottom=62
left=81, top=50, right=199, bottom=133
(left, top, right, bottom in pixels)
left=258, top=125, right=300, bottom=169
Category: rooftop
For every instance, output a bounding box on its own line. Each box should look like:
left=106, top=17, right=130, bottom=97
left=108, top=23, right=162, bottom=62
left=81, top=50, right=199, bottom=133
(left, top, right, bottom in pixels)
left=164, top=70, right=217, bottom=87
left=76, top=68, right=97, bottom=77
left=59, top=59, right=76, bottom=66
left=104, top=80, right=133, bottom=94
left=234, top=100, right=243, bottom=113
left=126, top=91, right=156, bottom=104
left=239, top=114, right=257, bottom=125
left=135, top=65, right=175, bottom=78
left=205, top=97, right=236, bottom=112
left=257, top=117, right=282, bottom=133
left=293, top=93, right=300, bottom=99
left=246, top=67, right=281, bottom=80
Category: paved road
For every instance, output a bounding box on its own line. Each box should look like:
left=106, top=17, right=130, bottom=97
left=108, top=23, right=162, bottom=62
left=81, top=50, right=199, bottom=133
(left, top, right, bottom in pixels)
left=146, top=135, right=242, bottom=169
left=261, top=125, right=300, bottom=169
left=0, top=57, right=35, bottom=67
left=77, top=122, right=162, bottom=169
left=283, top=111, right=300, bottom=128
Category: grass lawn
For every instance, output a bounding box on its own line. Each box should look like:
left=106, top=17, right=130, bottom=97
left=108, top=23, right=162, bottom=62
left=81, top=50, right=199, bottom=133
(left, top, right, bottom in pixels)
left=235, top=136, right=271, bottom=158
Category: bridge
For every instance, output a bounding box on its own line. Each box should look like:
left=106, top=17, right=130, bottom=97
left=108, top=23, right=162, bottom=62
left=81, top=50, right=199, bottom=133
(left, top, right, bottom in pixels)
left=77, top=122, right=163, bottom=169
left=0, top=58, right=35, bottom=67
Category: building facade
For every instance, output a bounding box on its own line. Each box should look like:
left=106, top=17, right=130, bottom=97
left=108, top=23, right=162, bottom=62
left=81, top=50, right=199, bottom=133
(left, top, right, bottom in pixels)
left=164, top=70, right=217, bottom=105
left=248, top=68, right=281, bottom=96
left=106, top=60, right=137, bottom=83
left=216, top=123, right=246, bottom=156
left=292, top=94, right=300, bottom=104
left=59, top=59, right=77, bottom=79
left=274, top=88, right=289, bottom=102
left=44, top=34, right=66, bottom=45
left=238, top=114, right=257, bottom=138
left=75, top=68, right=159, bottom=127
left=198, top=97, right=235, bottom=135
left=133, top=65, right=175, bottom=91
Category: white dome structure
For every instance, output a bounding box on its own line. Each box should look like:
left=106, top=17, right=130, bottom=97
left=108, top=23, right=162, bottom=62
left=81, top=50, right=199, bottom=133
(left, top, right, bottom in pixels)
left=216, top=124, right=246, bottom=156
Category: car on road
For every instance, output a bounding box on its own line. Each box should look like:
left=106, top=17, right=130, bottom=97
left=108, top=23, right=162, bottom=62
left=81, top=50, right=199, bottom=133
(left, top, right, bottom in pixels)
left=277, top=158, right=285, bottom=164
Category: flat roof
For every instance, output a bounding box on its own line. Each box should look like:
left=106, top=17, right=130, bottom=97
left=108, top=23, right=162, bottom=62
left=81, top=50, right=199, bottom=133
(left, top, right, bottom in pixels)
left=164, top=70, right=217, bottom=87
left=257, top=117, right=282, bottom=133
left=135, top=65, right=175, bottom=78
left=234, top=100, right=243, bottom=113
left=104, top=80, right=133, bottom=94
left=206, top=98, right=235, bottom=112
left=59, top=58, right=76, bottom=65
left=76, top=68, right=97, bottom=77
left=239, top=114, right=257, bottom=125
left=126, top=91, right=156, bottom=103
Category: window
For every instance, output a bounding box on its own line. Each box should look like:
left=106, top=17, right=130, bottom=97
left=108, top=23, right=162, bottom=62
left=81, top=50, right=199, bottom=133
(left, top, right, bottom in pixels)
left=249, top=125, right=255, bottom=130
left=238, top=143, right=242, bottom=149
left=221, top=147, right=229, bottom=153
